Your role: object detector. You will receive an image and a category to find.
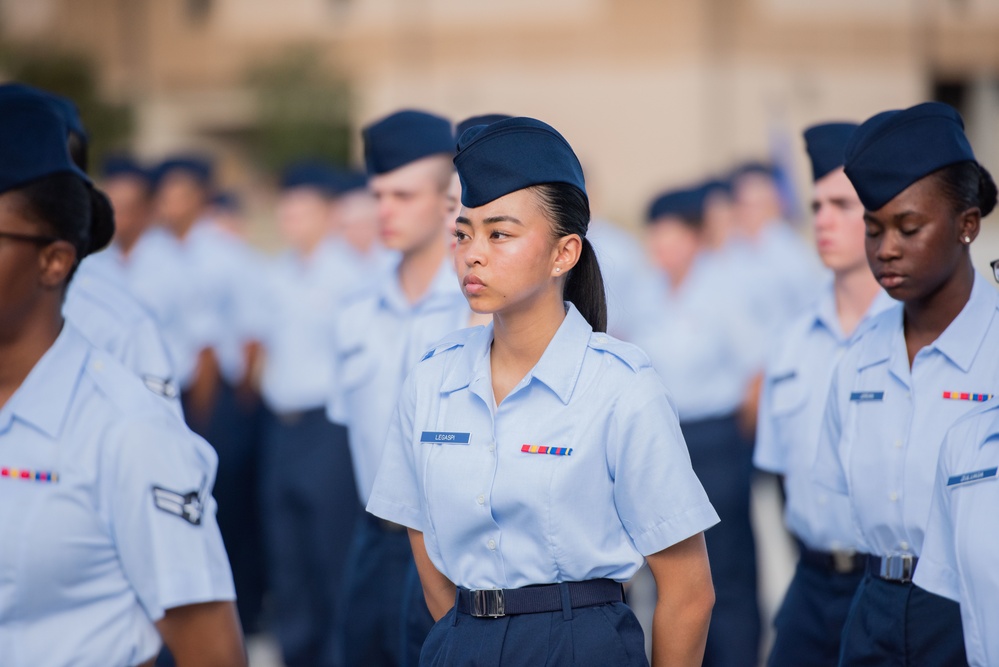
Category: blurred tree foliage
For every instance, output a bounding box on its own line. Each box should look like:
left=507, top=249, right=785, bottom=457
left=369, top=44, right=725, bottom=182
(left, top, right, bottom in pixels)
left=246, top=47, right=352, bottom=170
left=0, top=49, right=133, bottom=174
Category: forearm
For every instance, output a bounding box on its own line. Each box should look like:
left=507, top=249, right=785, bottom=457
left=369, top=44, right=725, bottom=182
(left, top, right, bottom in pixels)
left=650, top=587, right=713, bottom=667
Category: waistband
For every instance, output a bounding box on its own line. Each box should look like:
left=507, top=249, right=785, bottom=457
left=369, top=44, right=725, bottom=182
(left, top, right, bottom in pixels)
left=798, top=543, right=867, bottom=575
left=456, top=579, right=624, bottom=618
left=866, top=554, right=918, bottom=583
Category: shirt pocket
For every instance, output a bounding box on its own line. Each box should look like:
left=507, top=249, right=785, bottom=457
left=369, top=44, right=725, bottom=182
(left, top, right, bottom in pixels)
left=770, top=371, right=809, bottom=417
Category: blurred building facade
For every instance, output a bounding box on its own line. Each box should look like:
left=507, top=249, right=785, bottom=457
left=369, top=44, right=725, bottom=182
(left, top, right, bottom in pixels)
left=2, top=0, right=999, bottom=229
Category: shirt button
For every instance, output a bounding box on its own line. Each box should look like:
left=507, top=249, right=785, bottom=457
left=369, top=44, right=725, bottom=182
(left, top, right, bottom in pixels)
left=900, top=541, right=910, bottom=551
left=476, top=494, right=485, bottom=505
left=889, top=491, right=899, bottom=502
left=894, top=439, right=903, bottom=449
left=92, top=360, right=104, bottom=372
left=488, top=442, right=495, bottom=453
left=818, top=494, right=827, bottom=505
left=487, top=539, right=496, bottom=550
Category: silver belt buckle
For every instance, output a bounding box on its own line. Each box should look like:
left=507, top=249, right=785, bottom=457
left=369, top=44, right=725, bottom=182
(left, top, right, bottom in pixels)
left=471, top=589, right=505, bottom=618
left=879, top=554, right=916, bottom=582
left=831, top=550, right=857, bottom=574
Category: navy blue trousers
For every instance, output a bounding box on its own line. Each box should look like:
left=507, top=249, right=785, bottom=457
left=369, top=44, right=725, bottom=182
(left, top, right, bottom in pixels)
left=330, top=515, right=434, bottom=667
left=420, top=599, right=648, bottom=667
left=260, top=408, right=360, bottom=667
left=838, top=575, right=967, bottom=666
left=767, top=557, right=864, bottom=667
left=182, top=382, right=267, bottom=633
left=682, top=414, right=761, bottom=667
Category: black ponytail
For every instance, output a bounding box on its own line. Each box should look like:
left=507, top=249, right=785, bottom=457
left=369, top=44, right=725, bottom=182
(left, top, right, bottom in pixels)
left=531, top=182, right=608, bottom=333
left=934, top=160, right=997, bottom=218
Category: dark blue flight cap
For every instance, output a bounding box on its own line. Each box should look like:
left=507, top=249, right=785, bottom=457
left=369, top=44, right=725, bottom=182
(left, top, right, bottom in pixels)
left=0, top=85, right=114, bottom=255
left=455, top=114, right=512, bottom=141
left=154, top=154, right=214, bottom=189
left=0, top=85, right=89, bottom=194
left=280, top=160, right=339, bottom=194
left=646, top=187, right=704, bottom=226
left=701, top=177, right=733, bottom=199
left=0, top=83, right=88, bottom=143
left=454, top=117, right=586, bottom=208
left=362, top=110, right=454, bottom=176
left=844, top=102, right=975, bottom=211
left=335, top=168, right=369, bottom=194
left=101, top=154, right=149, bottom=183
left=211, top=191, right=242, bottom=214
left=803, top=122, right=858, bottom=182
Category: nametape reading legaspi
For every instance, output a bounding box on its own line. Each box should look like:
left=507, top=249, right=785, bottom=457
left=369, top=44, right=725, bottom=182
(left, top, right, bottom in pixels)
left=420, top=431, right=471, bottom=445
left=850, top=391, right=884, bottom=402
left=947, top=467, right=998, bottom=487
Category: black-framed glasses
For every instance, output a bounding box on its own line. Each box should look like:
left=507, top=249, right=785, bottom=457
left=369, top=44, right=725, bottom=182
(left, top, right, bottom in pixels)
left=0, top=231, right=58, bottom=246
left=991, top=259, right=999, bottom=284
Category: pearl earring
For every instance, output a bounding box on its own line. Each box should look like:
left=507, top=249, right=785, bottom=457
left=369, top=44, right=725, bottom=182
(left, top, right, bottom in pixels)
left=964, top=236, right=972, bottom=243
left=555, top=267, right=562, bottom=273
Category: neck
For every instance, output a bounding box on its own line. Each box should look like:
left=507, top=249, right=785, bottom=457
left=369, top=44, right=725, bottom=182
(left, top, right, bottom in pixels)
left=398, top=236, right=447, bottom=304
left=904, top=259, right=976, bottom=353
left=832, top=263, right=882, bottom=337
left=0, top=305, right=64, bottom=409
left=174, top=214, right=201, bottom=241
left=490, top=291, right=566, bottom=401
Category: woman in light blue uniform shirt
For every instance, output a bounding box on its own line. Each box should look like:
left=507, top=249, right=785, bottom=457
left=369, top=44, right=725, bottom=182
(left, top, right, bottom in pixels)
left=754, top=122, right=892, bottom=666
left=367, top=117, right=718, bottom=666
left=815, top=101, right=999, bottom=665
left=916, top=354, right=999, bottom=667
left=0, top=87, right=243, bottom=665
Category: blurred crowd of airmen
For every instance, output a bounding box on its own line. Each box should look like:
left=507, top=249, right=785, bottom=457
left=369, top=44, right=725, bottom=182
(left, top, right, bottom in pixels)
left=3, top=76, right=999, bottom=667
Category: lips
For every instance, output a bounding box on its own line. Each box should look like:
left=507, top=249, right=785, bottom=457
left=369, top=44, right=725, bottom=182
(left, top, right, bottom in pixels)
left=462, top=274, right=485, bottom=295
left=877, top=272, right=905, bottom=289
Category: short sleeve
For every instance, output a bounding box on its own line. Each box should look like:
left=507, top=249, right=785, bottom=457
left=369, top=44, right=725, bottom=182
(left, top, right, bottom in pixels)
left=813, top=363, right=849, bottom=494
left=610, top=370, right=720, bottom=556
left=913, top=436, right=961, bottom=602
left=106, top=413, right=235, bottom=621
left=753, top=366, right=785, bottom=474
left=118, top=318, right=184, bottom=417
left=366, top=367, right=426, bottom=531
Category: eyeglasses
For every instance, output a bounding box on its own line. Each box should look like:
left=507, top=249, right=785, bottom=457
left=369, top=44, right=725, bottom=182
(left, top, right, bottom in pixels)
left=992, top=259, right=999, bottom=284
left=0, top=231, right=58, bottom=246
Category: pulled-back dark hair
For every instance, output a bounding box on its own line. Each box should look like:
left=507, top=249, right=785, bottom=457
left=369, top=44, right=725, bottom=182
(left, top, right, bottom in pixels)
left=12, top=172, right=115, bottom=280
left=531, top=182, right=607, bottom=333
left=933, top=160, right=997, bottom=219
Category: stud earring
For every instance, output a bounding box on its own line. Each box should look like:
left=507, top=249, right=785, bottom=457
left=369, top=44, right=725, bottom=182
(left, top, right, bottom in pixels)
left=555, top=267, right=562, bottom=273
left=964, top=236, right=972, bottom=243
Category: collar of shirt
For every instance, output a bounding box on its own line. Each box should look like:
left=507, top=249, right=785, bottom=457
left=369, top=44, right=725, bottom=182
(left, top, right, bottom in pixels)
left=857, top=271, right=999, bottom=374
left=377, top=255, right=463, bottom=316
left=441, top=303, right=591, bottom=406
left=811, top=281, right=895, bottom=344
left=0, top=325, right=88, bottom=438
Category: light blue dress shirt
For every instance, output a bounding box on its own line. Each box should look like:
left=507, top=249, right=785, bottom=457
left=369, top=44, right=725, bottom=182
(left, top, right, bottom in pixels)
left=327, top=259, right=470, bottom=504
left=127, top=226, right=223, bottom=389
left=261, top=238, right=379, bottom=414
left=65, top=257, right=181, bottom=413
left=815, top=271, right=999, bottom=557
left=587, top=218, right=668, bottom=343
left=0, top=325, right=234, bottom=666
left=915, top=401, right=999, bottom=667
left=634, top=252, right=764, bottom=422
left=754, top=283, right=893, bottom=551
left=367, top=304, right=720, bottom=590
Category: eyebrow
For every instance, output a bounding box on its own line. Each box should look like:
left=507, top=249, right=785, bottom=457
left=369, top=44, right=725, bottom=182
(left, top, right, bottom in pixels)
left=455, top=215, right=524, bottom=226
left=864, top=210, right=918, bottom=224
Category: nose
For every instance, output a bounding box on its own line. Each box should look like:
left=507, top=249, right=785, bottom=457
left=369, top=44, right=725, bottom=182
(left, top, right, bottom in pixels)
left=874, top=228, right=903, bottom=262
left=462, top=232, right=487, bottom=267
left=813, top=203, right=834, bottom=232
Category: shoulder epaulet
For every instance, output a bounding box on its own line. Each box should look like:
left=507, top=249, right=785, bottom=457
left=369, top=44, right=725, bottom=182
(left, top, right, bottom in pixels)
left=421, top=326, right=481, bottom=362
left=587, top=332, right=651, bottom=372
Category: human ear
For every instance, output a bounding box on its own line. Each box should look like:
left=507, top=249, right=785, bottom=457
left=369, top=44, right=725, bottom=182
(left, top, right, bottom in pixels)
left=958, top=207, right=981, bottom=246
left=553, top=234, right=582, bottom=276
left=38, top=241, right=77, bottom=288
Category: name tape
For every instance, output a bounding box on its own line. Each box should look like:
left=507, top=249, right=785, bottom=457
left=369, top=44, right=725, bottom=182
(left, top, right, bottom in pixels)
left=947, top=467, right=997, bottom=487
left=850, top=391, right=885, bottom=402
left=420, top=431, right=471, bottom=445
